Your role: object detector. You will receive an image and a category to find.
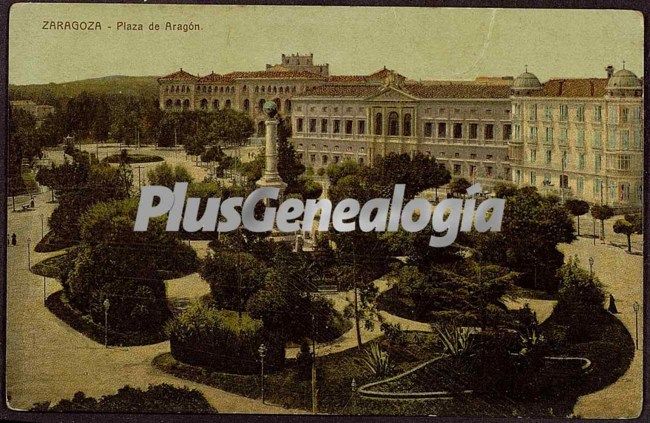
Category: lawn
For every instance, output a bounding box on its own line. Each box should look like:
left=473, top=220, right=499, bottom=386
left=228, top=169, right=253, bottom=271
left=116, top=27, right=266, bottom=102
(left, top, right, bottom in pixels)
left=31, top=253, right=70, bottom=278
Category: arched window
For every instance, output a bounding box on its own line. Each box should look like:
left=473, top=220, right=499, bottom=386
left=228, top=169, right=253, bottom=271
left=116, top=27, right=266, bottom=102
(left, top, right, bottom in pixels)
left=182, top=99, right=190, bottom=110
left=243, top=99, right=250, bottom=112
left=261, top=86, right=265, bottom=93
left=213, top=99, right=219, bottom=110
left=258, top=99, right=265, bottom=110
left=257, top=121, right=265, bottom=137
left=403, top=113, right=412, bottom=136
left=208, top=86, right=212, bottom=93
left=274, top=98, right=281, bottom=111
left=273, top=86, right=277, bottom=93
left=165, top=99, right=172, bottom=108
left=242, top=85, right=247, bottom=92
left=374, top=113, right=383, bottom=135
left=267, top=85, right=272, bottom=92
left=225, top=99, right=231, bottom=108
left=175, top=86, right=180, bottom=93
left=220, top=87, right=224, bottom=93
left=175, top=99, right=181, bottom=108
left=255, top=86, right=259, bottom=93
left=284, top=99, right=291, bottom=113
left=279, top=87, right=284, bottom=93
left=388, top=112, right=399, bottom=136
left=286, top=86, right=290, bottom=93
left=200, top=98, right=208, bottom=109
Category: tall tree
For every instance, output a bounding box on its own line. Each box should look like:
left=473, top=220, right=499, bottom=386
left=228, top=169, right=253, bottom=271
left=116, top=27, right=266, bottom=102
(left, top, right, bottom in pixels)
left=564, top=199, right=590, bottom=236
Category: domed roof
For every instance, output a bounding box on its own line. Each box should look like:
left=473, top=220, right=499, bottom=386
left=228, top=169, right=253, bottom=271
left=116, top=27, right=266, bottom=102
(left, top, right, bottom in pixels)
left=607, top=68, right=641, bottom=90
left=512, top=71, right=542, bottom=90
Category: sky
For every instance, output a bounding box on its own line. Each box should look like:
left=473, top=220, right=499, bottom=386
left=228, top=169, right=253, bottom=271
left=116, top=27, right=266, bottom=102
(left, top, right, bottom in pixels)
left=8, top=4, right=644, bottom=85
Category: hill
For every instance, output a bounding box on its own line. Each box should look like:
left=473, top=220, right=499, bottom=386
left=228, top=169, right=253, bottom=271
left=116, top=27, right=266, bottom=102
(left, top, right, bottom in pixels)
left=9, top=75, right=160, bottom=102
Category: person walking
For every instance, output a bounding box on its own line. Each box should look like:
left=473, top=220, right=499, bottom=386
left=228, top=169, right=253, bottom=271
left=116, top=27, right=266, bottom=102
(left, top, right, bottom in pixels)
left=608, top=294, right=619, bottom=314
left=11, top=233, right=17, bottom=246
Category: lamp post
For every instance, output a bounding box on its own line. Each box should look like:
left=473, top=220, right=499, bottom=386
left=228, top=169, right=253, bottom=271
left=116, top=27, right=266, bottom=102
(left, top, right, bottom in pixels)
left=258, top=343, right=267, bottom=403
left=588, top=257, right=594, bottom=277
left=40, top=213, right=44, bottom=240
left=350, top=378, right=357, bottom=409
left=27, top=237, right=31, bottom=270
left=43, top=276, right=47, bottom=305
left=593, top=216, right=596, bottom=246
left=103, top=298, right=110, bottom=348
left=633, top=302, right=640, bottom=350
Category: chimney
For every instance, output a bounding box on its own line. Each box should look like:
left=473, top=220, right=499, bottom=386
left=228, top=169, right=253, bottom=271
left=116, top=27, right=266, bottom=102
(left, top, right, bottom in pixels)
left=606, top=65, right=614, bottom=79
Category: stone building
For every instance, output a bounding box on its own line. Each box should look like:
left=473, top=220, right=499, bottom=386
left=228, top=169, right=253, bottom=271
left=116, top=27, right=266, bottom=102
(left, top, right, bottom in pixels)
left=157, top=55, right=643, bottom=208
left=10, top=100, right=55, bottom=127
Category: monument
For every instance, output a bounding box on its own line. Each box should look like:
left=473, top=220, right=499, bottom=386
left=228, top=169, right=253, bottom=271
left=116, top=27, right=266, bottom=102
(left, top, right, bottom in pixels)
left=256, top=101, right=287, bottom=198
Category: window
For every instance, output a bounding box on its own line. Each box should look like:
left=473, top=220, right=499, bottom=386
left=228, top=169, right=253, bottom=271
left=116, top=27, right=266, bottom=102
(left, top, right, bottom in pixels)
left=437, top=122, right=447, bottom=138
left=594, top=177, right=602, bottom=196
left=388, top=112, right=399, bottom=136
left=321, top=119, right=328, bottom=133
left=453, top=164, right=461, bottom=174
left=576, top=105, right=585, bottom=122
left=594, top=105, right=602, bottom=122
left=608, top=105, right=617, bottom=124
left=258, top=99, right=265, bottom=110
left=559, top=105, right=568, bottom=121
left=486, top=154, right=493, bottom=160
left=424, top=122, right=433, bottom=137
left=634, top=129, right=642, bottom=149
left=484, top=124, right=494, bottom=140
left=544, top=105, right=552, bottom=120
left=545, top=127, right=553, bottom=145
left=454, top=153, right=460, bottom=158
left=486, top=166, right=493, bottom=177
left=593, top=130, right=602, bottom=149
left=503, top=124, right=512, bottom=140
left=530, top=149, right=537, bottom=163
left=296, top=118, right=304, bottom=133
left=470, top=153, right=477, bottom=159
left=578, top=153, right=585, bottom=170
left=403, top=114, right=412, bottom=136
left=576, top=129, right=585, bottom=147
left=469, top=165, right=476, bottom=177
left=618, top=154, right=631, bottom=170
left=561, top=151, right=568, bottom=169
left=621, top=107, right=629, bottom=123
left=374, top=113, right=382, bottom=135
left=243, top=99, right=249, bottom=112
left=621, top=130, right=630, bottom=150
left=529, top=104, right=537, bottom=120
left=469, top=123, right=478, bottom=139
left=345, top=120, right=353, bottom=134
left=545, top=150, right=552, bottom=164
left=577, top=177, right=584, bottom=194
left=530, top=171, right=536, bottom=185
left=310, top=154, right=316, bottom=163
left=560, top=128, right=568, bottom=144
left=633, top=107, right=642, bottom=121
left=309, top=119, right=316, bottom=133
left=358, top=120, right=366, bottom=134
left=453, top=123, right=462, bottom=139
left=608, top=128, right=616, bottom=149
left=322, top=155, right=328, bottom=165
left=594, top=155, right=601, bottom=172
left=333, top=120, right=341, bottom=134
left=560, top=174, right=569, bottom=189
left=529, top=126, right=538, bottom=142
left=514, top=124, right=521, bottom=140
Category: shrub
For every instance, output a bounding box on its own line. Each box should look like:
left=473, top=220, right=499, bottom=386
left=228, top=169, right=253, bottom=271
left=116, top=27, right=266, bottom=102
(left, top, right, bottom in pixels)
left=31, top=384, right=215, bottom=413
left=555, top=256, right=605, bottom=315
left=360, top=343, right=394, bottom=377
left=166, top=304, right=285, bottom=374
left=103, top=153, right=164, bottom=164
left=624, top=212, right=643, bottom=234
left=432, top=324, right=476, bottom=357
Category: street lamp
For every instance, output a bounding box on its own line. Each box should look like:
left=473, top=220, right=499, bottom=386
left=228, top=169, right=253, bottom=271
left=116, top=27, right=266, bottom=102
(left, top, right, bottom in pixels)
left=40, top=213, right=44, bottom=240
left=43, top=276, right=47, bottom=305
left=588, top=257, right=594, bottom=277
left=103, top=298, right=110, bottom=348
left=27, top=237, right=31, bottom=270
left=633, top=302, right=640, bottom=350
left=258, top=343, right=267, bottom=403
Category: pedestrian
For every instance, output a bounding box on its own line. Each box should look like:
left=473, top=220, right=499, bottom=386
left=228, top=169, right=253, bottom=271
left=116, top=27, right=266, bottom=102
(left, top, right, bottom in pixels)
left=11, top=233, right=17, bottom=246
left=30, top=198, right=35, bottom=208
left=608, top=294, right=619, bottom=314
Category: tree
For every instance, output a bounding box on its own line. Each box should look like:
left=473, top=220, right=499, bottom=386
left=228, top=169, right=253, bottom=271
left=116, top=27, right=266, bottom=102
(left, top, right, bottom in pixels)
left=564, top=199, right=590, bottom=236
left=201, top=251, right=266, bottom=316
left=613, top=219, right=635, bottom=253
left=448, top=177, right=472, bottom=198
left=146, top=162, right=193, bottom=189
left=207, top=109, right=254, bottom=147
left=556, top=256, right=605, bottom=315
left=590, top=204, right=614, bottom=241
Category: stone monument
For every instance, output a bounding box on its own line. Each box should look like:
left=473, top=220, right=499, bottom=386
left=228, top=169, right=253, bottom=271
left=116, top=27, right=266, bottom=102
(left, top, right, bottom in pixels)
left=256, top=101, right=287, bottom=198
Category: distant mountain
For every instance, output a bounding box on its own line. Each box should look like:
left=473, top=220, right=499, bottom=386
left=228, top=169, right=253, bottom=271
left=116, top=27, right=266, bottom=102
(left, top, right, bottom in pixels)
left=9, top=75, right=160, bottom=102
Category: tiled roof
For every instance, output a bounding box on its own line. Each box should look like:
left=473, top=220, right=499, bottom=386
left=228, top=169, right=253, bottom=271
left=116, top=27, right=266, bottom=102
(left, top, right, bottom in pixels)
left=367, top=67, right=404, bottom=80
left=327, top=75, right=370, bottom=83
left=223, top=70, right=324, bottom=80
left=403, top=83, right=511, bottom=99
left=196, top=72, right=232, bottom=83
left=538, top=78, right=608, bottom=97
left=158, top=69, right=198, bottom=81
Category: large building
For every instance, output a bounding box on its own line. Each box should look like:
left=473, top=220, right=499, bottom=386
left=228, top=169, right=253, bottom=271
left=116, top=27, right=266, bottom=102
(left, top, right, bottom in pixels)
left=158, top=54, right=643, bottom=209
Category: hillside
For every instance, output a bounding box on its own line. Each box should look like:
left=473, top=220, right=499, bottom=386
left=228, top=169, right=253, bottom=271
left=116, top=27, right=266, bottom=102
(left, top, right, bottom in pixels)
left=9, top=75, right=160, bottom=102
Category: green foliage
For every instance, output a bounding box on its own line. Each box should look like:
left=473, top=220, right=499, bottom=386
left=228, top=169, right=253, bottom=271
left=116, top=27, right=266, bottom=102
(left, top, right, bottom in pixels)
left=492, top=181, right=518, bottom=198
left=102, top=153, right=164, bottom=164
left=613, top=219, right=635, bottom=252
left=326, top=159, right=365, bottom=186
left=166, top=304, right=285, bottom=374
left=360, top=343, right=395, bottom=377
left=201, top=251, right=266, bottom=311
left=146, top=162, right=193, bottom=188
left=556, top=256, right=605, bottom=315
left=564, top=199, right=590, bottom=235
left=624, top=212, right=643, bottom=234
left=432, top=324, right=476, bottom=357
left=447, top=177, right=472, bottom=197
left=590, top=204, right=614, bottom=240
left=8, top=106, right=39, bottom=193
left=472, top=187, right=575, bottom=293
left=30, top=384, right=216, bottom=413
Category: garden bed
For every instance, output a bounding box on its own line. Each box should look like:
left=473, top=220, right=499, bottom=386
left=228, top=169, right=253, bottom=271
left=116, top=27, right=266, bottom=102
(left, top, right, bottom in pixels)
left=102, top=153, right=164, bottom=164
left=34, top=230, right=75, bottom=253
left=31, top=253, right=70, bottom=278
left=46, top=290, right=168, bottom=346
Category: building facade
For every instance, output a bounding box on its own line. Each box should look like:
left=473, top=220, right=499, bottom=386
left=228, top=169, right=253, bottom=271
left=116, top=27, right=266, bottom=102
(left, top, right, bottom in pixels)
left=158, top=55, right=643, bottom=208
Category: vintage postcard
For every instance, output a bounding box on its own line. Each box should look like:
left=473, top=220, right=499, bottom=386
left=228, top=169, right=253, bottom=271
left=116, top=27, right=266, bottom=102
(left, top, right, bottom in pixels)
left=4, top=2, right=645, bottom=419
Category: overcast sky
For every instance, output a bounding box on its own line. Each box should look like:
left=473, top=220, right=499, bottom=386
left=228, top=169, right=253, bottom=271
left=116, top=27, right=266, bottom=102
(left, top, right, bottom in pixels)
left=8, top=4, right=644, bottom=85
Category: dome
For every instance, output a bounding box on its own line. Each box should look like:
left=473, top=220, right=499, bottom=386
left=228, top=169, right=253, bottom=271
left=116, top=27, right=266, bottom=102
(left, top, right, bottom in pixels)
left=512, top=71, right=542, bottom=90
left=607, top=69, right=641, bottom=90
